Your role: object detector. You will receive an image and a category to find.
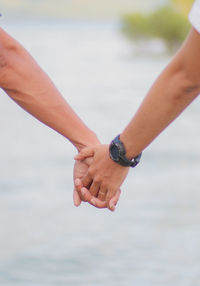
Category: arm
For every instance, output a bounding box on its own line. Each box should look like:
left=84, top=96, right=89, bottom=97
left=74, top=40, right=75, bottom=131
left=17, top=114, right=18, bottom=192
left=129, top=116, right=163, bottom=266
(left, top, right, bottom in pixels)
left=75, top=28, right=200, bottom=210
left=0, top=28, right=98, bottom=151
left=120, top=28, right=200, bottom=158
left=0, top=28, right=101, bottom=206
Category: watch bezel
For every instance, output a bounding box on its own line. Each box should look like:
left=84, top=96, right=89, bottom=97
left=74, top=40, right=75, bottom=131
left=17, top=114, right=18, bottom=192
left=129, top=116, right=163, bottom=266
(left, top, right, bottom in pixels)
left=109, top=141, right=120, bottom=162
left=109, top=135, right=142, bottom=168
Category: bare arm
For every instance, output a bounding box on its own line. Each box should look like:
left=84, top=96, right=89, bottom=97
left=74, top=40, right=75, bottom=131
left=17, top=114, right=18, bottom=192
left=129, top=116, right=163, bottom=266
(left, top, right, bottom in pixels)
left=76, top=28, right=200, bottom=210
left=0, top=28, right=98, bottom=150
left=121, top=28, right=200, bottom=158
left=0, top=28, right=101, bottom=207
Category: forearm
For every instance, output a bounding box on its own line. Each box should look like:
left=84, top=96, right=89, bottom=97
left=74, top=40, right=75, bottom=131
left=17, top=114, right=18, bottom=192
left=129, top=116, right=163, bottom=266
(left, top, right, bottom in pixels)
left=121, top=63, right=199, bottom=158
left=0, top=28, right=98, bottom=150
left=121, top=28, right=200, bottom=158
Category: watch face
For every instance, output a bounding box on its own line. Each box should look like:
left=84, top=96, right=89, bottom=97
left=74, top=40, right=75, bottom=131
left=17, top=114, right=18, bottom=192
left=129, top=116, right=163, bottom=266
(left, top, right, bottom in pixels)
left=110, top=143, right=120, bottom=161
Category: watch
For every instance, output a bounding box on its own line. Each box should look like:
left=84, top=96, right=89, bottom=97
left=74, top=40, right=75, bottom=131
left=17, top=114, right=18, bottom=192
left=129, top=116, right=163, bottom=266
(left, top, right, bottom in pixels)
left=109, top=135, right=142, bottom=168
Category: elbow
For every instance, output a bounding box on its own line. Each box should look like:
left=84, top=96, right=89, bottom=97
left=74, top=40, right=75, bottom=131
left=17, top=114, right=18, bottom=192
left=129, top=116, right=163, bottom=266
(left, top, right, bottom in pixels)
left=180, top=70, right=200, bottom=96
left=182, top=81, right=200, bottom=96
left=171, top=50, right=200, bottom=98
left=168, top=63, right=200, bottom=102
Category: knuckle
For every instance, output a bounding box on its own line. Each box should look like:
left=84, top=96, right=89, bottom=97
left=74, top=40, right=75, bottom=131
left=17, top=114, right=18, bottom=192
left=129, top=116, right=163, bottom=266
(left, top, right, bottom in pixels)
left=88, top=167, right=95, bottom=177
left=94, top=174, right=104, bottom=184
left=94, top=176, right=101, bottom=184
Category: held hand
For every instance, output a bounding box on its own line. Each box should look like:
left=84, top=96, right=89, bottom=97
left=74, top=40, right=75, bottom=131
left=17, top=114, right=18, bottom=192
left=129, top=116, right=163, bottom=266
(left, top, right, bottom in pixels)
left=79, top=186, right=121, bottom=211
left=74, top=144, right=130, bottom=210
left=73, top=158, right=120, bottom=210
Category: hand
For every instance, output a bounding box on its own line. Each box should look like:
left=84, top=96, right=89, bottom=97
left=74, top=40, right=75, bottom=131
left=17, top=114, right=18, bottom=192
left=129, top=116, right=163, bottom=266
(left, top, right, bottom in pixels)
left=74, top=144, right=130, bottom=210
left=73, top=158, right=120, bottom=211
left=73, top=159, right=90, bottom=206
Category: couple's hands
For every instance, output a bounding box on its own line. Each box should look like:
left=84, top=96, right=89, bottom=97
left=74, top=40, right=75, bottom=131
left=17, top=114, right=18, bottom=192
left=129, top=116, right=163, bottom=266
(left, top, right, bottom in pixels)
left=73, top=158, right=111, bottom=208
left=73, top=144, right=130, bottom=211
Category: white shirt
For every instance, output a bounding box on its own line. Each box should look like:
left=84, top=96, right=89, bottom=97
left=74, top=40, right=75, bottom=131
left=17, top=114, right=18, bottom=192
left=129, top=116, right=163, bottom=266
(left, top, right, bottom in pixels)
left=189, top=0, right=200, bottom=33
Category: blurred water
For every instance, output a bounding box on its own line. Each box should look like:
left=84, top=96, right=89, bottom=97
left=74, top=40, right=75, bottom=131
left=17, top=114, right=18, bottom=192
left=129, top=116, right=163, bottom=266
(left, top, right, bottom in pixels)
left=0, top=20, right=200, bottom=286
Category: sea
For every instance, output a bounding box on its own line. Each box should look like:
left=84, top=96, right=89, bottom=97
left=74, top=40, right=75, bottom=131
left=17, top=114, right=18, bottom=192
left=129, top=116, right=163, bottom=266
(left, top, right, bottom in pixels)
left=0, top=20, right=200, bottom=286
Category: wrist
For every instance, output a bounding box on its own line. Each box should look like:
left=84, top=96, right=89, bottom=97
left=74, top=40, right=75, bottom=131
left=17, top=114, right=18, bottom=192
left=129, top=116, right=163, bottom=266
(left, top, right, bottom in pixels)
left=109, top=134, right=142, bottom=168
left=74, top=130, right=100, bottom=152
left=120, top=133, right=142, bottom=160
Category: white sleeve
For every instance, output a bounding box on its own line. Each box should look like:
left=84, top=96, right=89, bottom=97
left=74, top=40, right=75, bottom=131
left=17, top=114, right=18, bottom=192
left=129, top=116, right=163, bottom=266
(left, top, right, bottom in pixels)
left=189, top=0, right=200, bottom=33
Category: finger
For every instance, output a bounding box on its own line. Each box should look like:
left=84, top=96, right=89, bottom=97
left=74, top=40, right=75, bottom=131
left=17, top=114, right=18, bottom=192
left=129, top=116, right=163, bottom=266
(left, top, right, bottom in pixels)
left=74, top=178, right=86, bottom=202
left=73, top=188, right=81, bottom=207
left=74, top=147, right=94, bottom=161
left=89, top=181, right=100, bottom=197
left=105, top=188, right=118, bottom=210
left=109, top=189, right=121, bottom=211
left=82, top=174, right=93, bottom=189
left=81, top=187, right=107, bottom=208
left=97, top=186, right=108, bottom=201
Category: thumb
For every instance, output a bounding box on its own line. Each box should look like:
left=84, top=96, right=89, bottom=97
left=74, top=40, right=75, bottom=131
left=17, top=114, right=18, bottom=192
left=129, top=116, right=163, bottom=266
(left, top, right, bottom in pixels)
left=74, top=146, right=95, bottom=160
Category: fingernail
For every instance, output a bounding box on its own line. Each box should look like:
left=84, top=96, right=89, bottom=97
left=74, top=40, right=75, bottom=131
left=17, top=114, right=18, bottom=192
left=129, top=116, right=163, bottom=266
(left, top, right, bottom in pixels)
left=75, top=178, right=80, bottom=186
left=74, top=201, right=81, bottom=207
left=109, top=203, right=115, bottom=211
left=91, top=199, right=96, bottom=206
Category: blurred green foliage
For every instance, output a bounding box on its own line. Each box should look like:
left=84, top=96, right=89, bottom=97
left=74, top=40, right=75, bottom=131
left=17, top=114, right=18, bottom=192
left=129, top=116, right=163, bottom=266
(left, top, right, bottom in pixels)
left=121, top=2, right=191, bottom=52
left=172, top=0, right=194, bottom=15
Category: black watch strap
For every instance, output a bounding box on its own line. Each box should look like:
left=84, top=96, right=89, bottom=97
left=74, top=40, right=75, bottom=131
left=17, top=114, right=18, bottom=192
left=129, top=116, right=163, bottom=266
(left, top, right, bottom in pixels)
left=109, top=135, right=142, bottom=168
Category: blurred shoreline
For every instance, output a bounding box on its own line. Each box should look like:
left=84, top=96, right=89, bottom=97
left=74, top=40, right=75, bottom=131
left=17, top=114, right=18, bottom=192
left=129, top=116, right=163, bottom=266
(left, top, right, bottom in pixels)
left=1, top=0, right=167, bottom=21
